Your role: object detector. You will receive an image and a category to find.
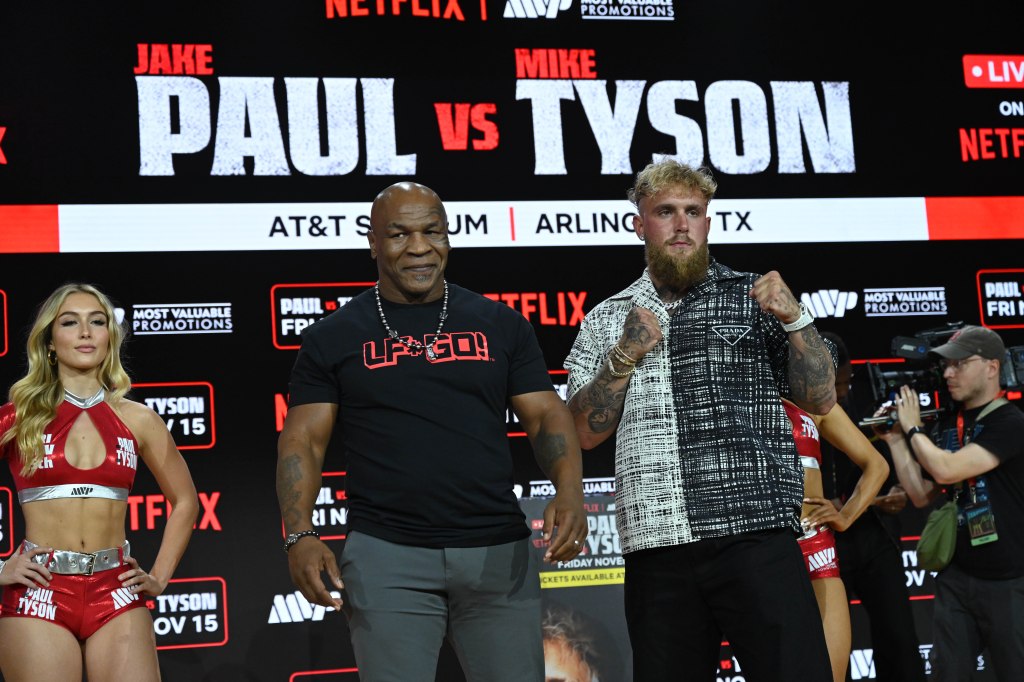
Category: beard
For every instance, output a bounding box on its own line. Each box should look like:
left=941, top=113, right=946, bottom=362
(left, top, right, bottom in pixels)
left=646, top=240, right=710, bottom=292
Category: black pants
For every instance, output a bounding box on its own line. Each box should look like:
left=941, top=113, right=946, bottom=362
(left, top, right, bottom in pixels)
left=836, top=518, right=927, bottom=682
left=624, top=528, right=832, bottom=682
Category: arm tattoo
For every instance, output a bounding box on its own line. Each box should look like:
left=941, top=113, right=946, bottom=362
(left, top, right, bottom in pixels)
left=569, top=365, right=629, bottom=434
left=533, top=430, right=567, bottom=475
left=276, top=453, right=306, bottom=531
left=622, top=310, right=656, bottom=347
left=789, top=327, right=835, bottom=406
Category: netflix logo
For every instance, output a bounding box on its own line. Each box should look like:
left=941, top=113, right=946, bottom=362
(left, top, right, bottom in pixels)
left=326, top=0, right=483, bottom=20
left=484, top=291, right=587, bottom=326
left=128, top=492, right=222, bottom=532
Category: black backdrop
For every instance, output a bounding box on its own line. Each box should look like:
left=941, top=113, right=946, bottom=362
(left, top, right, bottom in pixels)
left=1, top=1, right=1022, bottom=680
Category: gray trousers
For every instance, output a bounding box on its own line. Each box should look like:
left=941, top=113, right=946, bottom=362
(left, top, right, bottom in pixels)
left=931, top=562, right=1024, bottom=681
left=339, top=531, right=543, bottom=682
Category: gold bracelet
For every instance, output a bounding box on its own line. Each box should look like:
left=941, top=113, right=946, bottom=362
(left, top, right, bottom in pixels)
left=607, top=354, right=635, bottom=379
left=612, top=344, right=638, bottom=366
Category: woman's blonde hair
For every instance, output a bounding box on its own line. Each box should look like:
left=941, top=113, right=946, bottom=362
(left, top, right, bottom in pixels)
left=1, top=283, right=131, bottom=475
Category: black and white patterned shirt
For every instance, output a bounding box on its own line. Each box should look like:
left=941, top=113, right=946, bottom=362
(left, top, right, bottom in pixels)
left=565, top=261, right=811, bottom=554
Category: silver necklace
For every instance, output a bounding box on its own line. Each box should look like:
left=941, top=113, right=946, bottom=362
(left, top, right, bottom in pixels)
left=374, top=280, right=449, bottom=361
left=663, top=299, right=682, bottom=311
left=64, top=387, right=105, bottom=409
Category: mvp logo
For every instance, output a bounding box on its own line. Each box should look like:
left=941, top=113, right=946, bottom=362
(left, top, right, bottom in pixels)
left=504, top=0, right=571, bottom=18
left=848, top=649, right=875, bottom=679
left=801, top=290, right=858, bottom=318
left=268, top=590, right=341, bottom=623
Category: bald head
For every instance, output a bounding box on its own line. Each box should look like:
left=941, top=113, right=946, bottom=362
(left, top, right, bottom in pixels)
left=370, top=182, right=446, bottom=231
left=367, top=181, right=451, bottom=304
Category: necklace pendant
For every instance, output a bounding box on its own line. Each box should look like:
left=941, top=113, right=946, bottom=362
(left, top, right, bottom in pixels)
left=426, top=346, right=437, bottom=361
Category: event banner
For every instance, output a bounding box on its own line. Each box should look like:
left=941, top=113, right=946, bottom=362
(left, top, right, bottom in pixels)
left=0, top=1, right=1022, bottom=680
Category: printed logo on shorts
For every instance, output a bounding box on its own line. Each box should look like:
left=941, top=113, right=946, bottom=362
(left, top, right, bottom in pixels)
left=18, top=587, right=56, bottom=620
left=111, top=587, right=139, bottom=610
left=807, top=546, right=837, bottom=571
left=711, top=325, right=752, bottom=346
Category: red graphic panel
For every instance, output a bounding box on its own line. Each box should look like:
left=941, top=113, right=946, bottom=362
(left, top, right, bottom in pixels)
left=290, top=669, right=359, bottom=681
left=0, top=488, right=14, bottom=557
left=0, top=289, right=7, bottom=357
left=977, top=268, right=1024, bottom=329
left=0, top=206, right=59, bottom=253
left=151, top=576, right=229, bottom=650
left=963, top=55, right=1024, bottom=89
left=271, top=282, right=375, bottom=350
left=132, top=382, right=216, bottom=450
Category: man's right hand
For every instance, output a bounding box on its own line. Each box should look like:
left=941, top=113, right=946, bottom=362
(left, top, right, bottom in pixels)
left=617, top=307, right=663, bottom=361
left=288, top=537, right=344, bottom=610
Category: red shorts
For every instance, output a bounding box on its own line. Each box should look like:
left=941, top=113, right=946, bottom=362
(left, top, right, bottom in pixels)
left=0, top=547, right=145, bottom=640
left=798, top=526, right=841, bottom=580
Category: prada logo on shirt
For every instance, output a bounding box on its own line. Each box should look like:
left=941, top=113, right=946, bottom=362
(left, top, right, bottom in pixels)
left=363, top=331, right=491, bottom=369
left=711, top=324, right=752, bottom=346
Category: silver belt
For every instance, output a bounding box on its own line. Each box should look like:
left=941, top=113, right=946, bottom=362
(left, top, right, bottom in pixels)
left=23, top=540, right=130, bottom=575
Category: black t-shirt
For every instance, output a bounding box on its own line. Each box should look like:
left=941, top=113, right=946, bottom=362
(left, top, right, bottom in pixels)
left=287, top=284, right=554, bottom=548
left=934, top=400, right=1024, bottom=579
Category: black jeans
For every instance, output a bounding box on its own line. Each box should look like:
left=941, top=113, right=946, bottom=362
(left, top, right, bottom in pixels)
left=624, top=527, right=832, bottom=682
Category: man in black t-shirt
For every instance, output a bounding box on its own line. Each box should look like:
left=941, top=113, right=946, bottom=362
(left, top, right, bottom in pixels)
left=880, top=325, right=1024, bottom=682
left=275, top=181, right=587, bottom=682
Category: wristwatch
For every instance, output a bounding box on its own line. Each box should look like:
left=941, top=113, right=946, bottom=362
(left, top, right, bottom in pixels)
left=904, top=425, right=926, bottom=442
left=781, top=302, right=814, bottom=333
left=283, top=529, right=320, bottom=553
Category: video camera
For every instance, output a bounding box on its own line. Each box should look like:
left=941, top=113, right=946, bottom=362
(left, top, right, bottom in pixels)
left=860, top=322, right=1024, bottom=427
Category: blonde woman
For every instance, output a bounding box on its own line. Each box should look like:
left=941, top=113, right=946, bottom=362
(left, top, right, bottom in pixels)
left=0, top=283, right=198, bottom=681
left=783, top=398, right=889, bottom=682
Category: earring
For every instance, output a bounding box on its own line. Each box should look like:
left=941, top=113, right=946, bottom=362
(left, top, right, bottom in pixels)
left=639, top=235, right=646, bottom=242
left=47, top=349, right=57, bottom=366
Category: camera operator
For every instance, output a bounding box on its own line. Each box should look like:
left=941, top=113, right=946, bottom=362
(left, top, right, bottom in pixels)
left=875, top=325, right=1024, bottom=682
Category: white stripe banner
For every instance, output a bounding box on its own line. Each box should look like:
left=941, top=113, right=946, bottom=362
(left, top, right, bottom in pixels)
left=55, top=197, right=927, bottom=252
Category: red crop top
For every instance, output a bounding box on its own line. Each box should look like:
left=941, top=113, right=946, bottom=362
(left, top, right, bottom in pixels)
left=782, top=398, right=822, bottom=468
left=0, top=391, right=138, bottom=504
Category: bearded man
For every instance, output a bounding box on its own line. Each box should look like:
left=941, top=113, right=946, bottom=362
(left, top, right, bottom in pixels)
left=564, top=159, right=838, bottom=682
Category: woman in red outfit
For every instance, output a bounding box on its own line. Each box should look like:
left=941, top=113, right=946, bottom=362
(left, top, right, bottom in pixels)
left=0, top=283, right=198, bottom=681
left=784, top=398, right=889, bottom=682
